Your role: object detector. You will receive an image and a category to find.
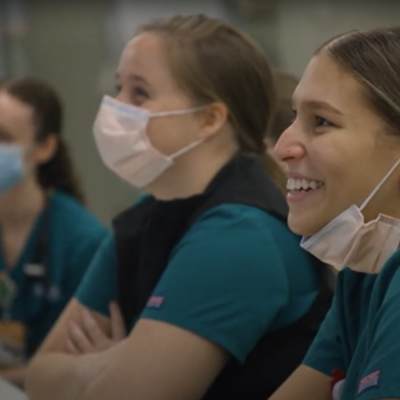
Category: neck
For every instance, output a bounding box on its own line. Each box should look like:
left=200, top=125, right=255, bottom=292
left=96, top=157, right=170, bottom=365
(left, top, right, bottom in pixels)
left=0, top=178, right=46, bottom=231
left=148, top=136, right=238, bottom=201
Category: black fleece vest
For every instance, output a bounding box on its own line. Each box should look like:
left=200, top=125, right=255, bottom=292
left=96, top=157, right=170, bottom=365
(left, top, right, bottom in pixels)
left=113, top=154, right=331, bottom=399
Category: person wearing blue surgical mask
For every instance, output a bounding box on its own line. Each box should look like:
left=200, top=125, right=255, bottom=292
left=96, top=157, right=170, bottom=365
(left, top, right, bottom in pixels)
left=0, top=78, right=107, bottom=388
left=26, top=15, right=330, bottom=400
left=270, top=27, right=400, bottom=400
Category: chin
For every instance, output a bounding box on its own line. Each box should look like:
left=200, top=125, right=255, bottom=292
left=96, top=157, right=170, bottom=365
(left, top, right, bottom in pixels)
left=288, top=214, right=319, bottom=237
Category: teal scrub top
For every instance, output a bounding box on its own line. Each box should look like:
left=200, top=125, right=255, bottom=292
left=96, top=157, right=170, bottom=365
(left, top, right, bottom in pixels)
left=76, top=203, right=320, bottom=363
left=304, top=249, right=400, bottom=400
left=0, top=191, right=108, bottom=355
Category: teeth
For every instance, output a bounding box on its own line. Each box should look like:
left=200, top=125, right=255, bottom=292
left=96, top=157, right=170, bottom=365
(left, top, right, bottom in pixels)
left=286, top=178, right=323, bottom=191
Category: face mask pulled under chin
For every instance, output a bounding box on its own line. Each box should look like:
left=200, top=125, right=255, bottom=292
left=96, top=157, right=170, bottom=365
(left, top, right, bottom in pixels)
left=300, top=158, right=400, bottom=274
left=300, top=205, right=400, bottom=274
left=93, top=95, right=204, bottom=188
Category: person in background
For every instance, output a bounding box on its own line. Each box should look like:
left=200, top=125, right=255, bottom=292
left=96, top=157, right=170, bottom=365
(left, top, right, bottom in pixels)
left=270, top=27, right=400, bottom=400
left=0, top=77, right=107, bottom=387
left=26, top=15, right=329, bottom=400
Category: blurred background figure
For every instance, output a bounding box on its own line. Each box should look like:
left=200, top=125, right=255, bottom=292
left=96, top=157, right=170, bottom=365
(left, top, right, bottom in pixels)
left=0, top=77, right=107, bottom=387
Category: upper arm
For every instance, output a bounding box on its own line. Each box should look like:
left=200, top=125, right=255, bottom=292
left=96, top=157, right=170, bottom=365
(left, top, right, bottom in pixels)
left=269, top=364, right=331, bottom=400
left=74, top=233, right=118, bottom=317
left=269, top=293, right=343, bottom=399
left=141, top=205, right=290, bottom=362
left=61, top=220, right=108, bottom=299
left=302, top=294, right=345, bottom=376
left=82, top=318, right=228, bottom=400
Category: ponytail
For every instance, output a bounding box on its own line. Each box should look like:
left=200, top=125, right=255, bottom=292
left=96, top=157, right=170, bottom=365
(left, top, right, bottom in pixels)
left=37, top=137, right=84, bottom=202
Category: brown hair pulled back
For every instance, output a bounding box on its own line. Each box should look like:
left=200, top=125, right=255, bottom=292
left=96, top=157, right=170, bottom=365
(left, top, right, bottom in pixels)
left=136, top=15, right=285, bottom=188
left=3, top=77, right=84, bottom=202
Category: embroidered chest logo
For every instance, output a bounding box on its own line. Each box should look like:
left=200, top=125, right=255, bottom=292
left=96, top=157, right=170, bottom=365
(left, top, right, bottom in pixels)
left=146, top=295, right=165, bottom=309
left=358, top=370, right=380, bottom=395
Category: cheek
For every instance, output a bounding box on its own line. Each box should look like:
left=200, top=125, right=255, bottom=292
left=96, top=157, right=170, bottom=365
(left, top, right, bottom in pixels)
left=146, top=116, right=198, bottom=156
left=24, top=146, right=42, bottom=172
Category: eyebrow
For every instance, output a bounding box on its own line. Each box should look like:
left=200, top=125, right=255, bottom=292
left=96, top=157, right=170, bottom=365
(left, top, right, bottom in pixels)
left=298, top=99, right=344, bottom=116
left=115, top=72, right=151, bottom=87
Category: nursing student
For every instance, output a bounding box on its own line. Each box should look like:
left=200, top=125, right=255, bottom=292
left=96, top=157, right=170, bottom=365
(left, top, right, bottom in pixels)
left=271, top=27, right=400, bottom=400
left=0, top=78, right=107, bottom=386
left=26, top=15, right=329, bottom=400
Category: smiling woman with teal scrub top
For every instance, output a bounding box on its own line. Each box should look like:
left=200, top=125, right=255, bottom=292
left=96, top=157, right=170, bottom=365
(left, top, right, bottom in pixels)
left=270, top=27, right=400, bottom=400
left=0, top=78, right=107, bottom=387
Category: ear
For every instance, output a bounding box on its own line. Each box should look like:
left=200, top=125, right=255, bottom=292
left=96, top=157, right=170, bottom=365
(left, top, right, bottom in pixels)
left=32, top=134, right=59, bottom=165
left=197, top=102, right=229, bottom=140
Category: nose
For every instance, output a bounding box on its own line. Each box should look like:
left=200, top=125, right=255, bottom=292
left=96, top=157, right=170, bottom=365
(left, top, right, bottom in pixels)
left=274, top=123, right=306, bottom=163
left=115, top=88, right=130, bottom=104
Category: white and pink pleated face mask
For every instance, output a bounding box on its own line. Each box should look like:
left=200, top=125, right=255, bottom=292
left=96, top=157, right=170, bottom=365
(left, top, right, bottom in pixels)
left=301, top=158, right=400, bottom=274
left=93, top=95, right=206, bottom=189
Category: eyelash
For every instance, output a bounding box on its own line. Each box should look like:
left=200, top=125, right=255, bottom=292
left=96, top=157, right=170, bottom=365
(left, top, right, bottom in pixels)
left=114, top=84, right=149, bottom=104
left=315, top=115, right=335, bottom=128
left=132, top=86, right=149, bottom=100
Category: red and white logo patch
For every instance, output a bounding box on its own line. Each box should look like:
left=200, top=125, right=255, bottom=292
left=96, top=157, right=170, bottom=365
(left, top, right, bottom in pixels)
left=146, top=295, right=165, bottom=309
left=358, top=370, right=380, bottom=394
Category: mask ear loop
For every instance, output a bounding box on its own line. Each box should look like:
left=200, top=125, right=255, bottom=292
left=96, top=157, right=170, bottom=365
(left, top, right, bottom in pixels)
left=150, top=104, right=209, bottom=118
left=360, top=157, right=400, bottom=211
left=150, top=105, right=209, bottom=159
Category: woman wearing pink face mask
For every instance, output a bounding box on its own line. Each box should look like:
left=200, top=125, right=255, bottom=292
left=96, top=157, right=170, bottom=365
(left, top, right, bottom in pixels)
left=26, top=15, right=329, bottom=400
left=270, top=27, right=400, bottom=400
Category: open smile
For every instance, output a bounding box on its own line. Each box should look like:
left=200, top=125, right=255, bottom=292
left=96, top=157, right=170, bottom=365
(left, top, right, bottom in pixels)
left=286, top=177, right=325, bottom=202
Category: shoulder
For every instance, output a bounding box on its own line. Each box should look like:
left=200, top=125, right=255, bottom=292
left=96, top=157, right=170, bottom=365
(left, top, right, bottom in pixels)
left=48, top=191, right=108, bottom=256
left=170, top=204, right=292, bottom=288
left=178, top=203, right=303, bottom=266
left=186, top=203, right=287, bottom=239
left=49, top=191, right=107, bottom=237
left=374, top=249, right=400, bottom=307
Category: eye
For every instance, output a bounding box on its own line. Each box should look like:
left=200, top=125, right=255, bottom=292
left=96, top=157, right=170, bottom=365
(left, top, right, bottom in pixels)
left=315, top=116, right=333, bottom=128
left=131, top=86, right=149, bottom=104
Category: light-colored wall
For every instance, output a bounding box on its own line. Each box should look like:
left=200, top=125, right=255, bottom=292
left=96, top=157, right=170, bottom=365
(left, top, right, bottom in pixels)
left=274, top=0, right=400, bottom=77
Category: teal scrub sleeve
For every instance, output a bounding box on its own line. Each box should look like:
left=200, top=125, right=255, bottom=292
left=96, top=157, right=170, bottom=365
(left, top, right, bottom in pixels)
left=353, top=267, right=400, bottom=400
left=74, top=233, right=118, bottom=316
left=303, top=295, right=344, bottom=376
left=62, top=227, right=109, bottom=298
left=141, top=205, right=290, bottom=363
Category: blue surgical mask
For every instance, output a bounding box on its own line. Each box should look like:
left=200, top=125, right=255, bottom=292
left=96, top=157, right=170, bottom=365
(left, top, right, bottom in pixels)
left=0, top=144, right=24, bottom=193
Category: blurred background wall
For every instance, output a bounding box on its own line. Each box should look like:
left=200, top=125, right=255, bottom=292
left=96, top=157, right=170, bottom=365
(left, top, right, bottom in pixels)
left=1, top=0, right=399, bottom=224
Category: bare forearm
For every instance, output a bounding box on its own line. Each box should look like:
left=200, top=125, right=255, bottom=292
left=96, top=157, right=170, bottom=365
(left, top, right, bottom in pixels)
left=26, top=353, right=89, bottom=400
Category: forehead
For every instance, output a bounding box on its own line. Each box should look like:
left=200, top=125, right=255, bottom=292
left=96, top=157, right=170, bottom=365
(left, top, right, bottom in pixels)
left=293, top=52, right=368, bottom=112
left=0, top=91, right=34, bottom=142
left=117, top=32, right=178, bottom=88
